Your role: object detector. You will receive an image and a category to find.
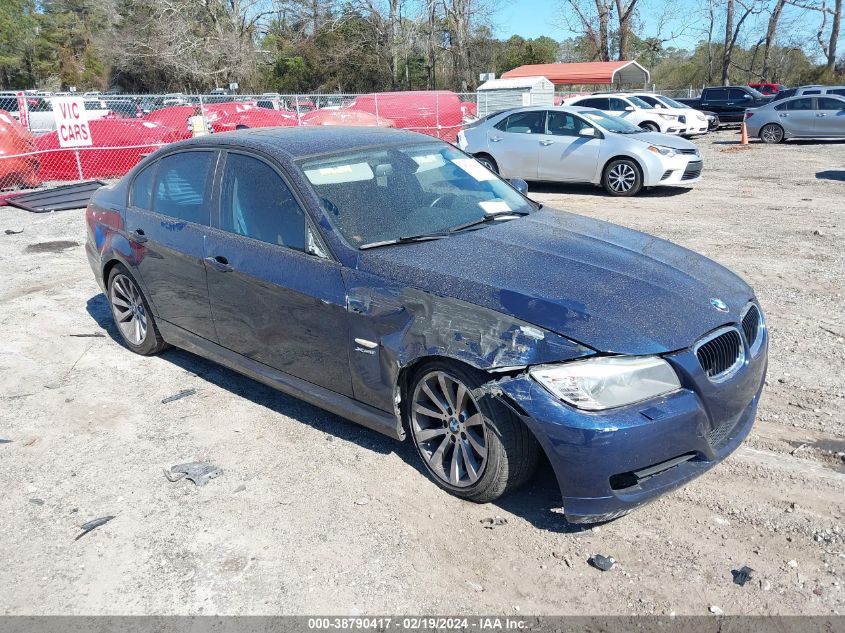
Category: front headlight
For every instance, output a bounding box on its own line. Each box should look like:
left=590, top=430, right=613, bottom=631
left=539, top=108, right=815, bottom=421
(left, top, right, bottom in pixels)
left=648, top=145, right=676, bottom=158
left=529, top=356, right=681, bottom=411
left=657, top=113, right=677, bottom=120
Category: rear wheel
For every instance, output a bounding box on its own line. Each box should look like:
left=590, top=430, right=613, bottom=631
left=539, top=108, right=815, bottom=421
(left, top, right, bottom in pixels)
left=759, top=123, right=784, bottom=144
left=107, top=264, right=166, bottom=355
left=474, top=154, right=498, bottom=174
left=602, top=158, right=643, bottom=196
left=640, top=121, right=659, bottom=132
left=408, top=361, right=539, bottom=503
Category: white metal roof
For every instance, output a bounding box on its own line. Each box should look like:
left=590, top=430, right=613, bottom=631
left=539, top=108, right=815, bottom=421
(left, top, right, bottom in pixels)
left=477, top=76, right=555, bottom=91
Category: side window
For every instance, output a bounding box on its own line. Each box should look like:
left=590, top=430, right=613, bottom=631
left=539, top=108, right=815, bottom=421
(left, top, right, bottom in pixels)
left=830, top=88, right=845, bottom=96
left=578, top=98, right=609, bottom=110
left=495, top=111, right=544, bottom=134
left=728, top=88, right=749, bottom=100
left=801, top=89, right=821, bottom=95
left=220, top=153, right=306, bottom=251
left=706, top=88, right=728, bottom=100
left=817, top=97, right=845, bottom=110
left=130, top=162, right=157, bottom=210
left=546, top=111, right=590, bottom=136
left=153, top=151, right=214, bottom=224
left=0, top=97, right=18, bottom=112
left=608, top=98, right=629, bottom=110
left=786, top=98, right=814, bottom=111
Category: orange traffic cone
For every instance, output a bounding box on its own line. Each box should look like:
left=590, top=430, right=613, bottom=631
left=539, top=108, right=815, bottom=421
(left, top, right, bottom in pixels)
left=740, top=121, right=749, bottom=145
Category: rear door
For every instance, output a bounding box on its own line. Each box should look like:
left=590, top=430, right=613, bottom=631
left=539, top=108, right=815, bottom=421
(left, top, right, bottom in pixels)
left=487, top=111, right=544, bottom=178
left=123, top=149, right=218, bottom=341
left=537, top=110, right=601, bottom=182
left=778, top=97, right=817, bottom=136
left=814, top=97, right=845, bottom=135
left=204, top=150, right=352, bottom=396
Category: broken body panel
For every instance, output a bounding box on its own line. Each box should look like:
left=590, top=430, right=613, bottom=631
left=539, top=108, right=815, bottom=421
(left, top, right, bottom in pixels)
left=85, top=127, right=767, bottom=523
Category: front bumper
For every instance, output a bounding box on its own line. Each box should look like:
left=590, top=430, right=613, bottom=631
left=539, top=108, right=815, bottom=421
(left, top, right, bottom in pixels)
left=495, top=330, right=767, bottom=524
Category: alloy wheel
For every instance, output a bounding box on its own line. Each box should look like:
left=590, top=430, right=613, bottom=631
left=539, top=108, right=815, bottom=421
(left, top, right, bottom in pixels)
left=411, top=370, right=488, bottom=488
left=607, top=163, right=637, bottom=193
left=476, top=157, right=497, bottom=173
left=761, top=124, right=783, bottom=144
left=109, top=273, right=148, bottom=346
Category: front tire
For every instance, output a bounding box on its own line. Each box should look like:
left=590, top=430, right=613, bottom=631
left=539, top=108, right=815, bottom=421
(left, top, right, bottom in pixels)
left=474, top=154, right=499, bottom=174
left=640, top=121, right=659, bottom=132
left=759, top=123, right=784, bottom=144
left=408, top=361, right=539, bottom=503
left=603, top=158, right=643, bottom=196
left=107, top=264, right=166, bottom=355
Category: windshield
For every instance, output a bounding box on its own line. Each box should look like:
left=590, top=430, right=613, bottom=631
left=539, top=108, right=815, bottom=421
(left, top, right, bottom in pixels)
left=581, top=110, right=643, bottom=133
left=658, top=96, right=687, bottom=109
left=627, top=96, right=653, bottom=109
left=299, top=143, right=533, bottom=248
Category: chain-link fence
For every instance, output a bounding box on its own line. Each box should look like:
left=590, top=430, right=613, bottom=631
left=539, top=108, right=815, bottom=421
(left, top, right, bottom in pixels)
left=0, top=87, right=703, bottom=193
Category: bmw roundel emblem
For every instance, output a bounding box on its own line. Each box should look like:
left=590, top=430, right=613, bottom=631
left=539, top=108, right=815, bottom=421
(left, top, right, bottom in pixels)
left=711, top=298, right=729, bottom=312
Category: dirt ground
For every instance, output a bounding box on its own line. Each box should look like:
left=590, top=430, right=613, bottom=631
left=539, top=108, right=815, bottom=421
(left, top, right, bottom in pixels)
left=0, top=130, right=842, bottom=616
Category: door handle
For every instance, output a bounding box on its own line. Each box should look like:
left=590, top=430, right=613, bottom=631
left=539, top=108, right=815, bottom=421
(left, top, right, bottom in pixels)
left=816, top=113, right=827, bottom=117
left=490, top=136, right=502, bottom=142
left=128, top=228, right=148, bottom=244
left=204, top=255, right=233, bottom=272
left=540, top=139, right=555, bottom=146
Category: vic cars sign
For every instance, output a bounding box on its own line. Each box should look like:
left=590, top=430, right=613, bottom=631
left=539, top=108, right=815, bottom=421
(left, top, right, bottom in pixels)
left=52, top=97, right=92, bottom=148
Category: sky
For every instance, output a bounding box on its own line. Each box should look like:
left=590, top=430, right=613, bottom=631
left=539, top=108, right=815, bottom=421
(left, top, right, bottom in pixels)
left=490, top=0, right=843, bottom=60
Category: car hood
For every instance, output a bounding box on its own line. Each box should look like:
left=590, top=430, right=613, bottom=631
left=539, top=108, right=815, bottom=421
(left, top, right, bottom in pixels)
left=356, top=209, right=753, bottom=356
left=628, top=131, right=699, bottom=151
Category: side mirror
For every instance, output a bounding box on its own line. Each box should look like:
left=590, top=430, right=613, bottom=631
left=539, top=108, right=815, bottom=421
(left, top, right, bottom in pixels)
left=578, top=127, right=596, bottom=137
left=509, top=178, right=529, bottom=195
left=742, top=94, right=752, bottom=100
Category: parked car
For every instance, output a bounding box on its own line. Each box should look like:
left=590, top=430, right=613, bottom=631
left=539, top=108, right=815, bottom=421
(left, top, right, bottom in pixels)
left=563, top=93, right=684, bottom=134
left=745, top=94, right=845, bottom=143
left=748, top=83, right=786, bottom=96
left=85, top=126, right=766, bottom=524
left=104, top=98, right=142, bottom=118
left=0, top=94, right=57, bottom=134
left=633, top=93, right=711, bottom=135
left=347, top=91, right=464, bottom=141
left=677, top=86, right=770, bottom=123
left=457, top=106, right=702, bottom=196
left=779, top=85, right=845, bottom=100
left=0, top=109, right=40, bottom=189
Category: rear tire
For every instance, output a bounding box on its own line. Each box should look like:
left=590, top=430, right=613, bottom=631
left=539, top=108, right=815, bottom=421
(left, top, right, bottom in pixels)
left=407, top=360, right=539, bottom=503
left=602, top=158, right=643, bottom=196
left=759, top=123, right=784, bottom=144
left=107, top=264, right=167, bottom=355
left=640, top=121, right=659, bottom=132
left=474, top=154, right=498, bottom=174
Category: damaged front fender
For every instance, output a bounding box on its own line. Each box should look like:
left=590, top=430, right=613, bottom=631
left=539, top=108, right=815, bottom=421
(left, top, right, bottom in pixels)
left=342, top=269, right=594, bottom=433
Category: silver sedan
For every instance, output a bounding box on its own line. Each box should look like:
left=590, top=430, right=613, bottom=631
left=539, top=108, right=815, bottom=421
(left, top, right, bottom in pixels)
left=746, top=94, right=845, bottom=143
left=457, top=106, right=703, bottom=196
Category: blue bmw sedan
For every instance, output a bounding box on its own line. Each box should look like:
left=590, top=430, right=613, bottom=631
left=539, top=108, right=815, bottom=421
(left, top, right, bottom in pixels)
left=85, top=127, right=767, bottom=524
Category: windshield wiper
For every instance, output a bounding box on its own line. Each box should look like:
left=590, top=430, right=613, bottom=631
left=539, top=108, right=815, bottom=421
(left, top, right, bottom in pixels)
left=448, top=211, right=529, bottom=234
left=359, top=232, right=450, bottom=250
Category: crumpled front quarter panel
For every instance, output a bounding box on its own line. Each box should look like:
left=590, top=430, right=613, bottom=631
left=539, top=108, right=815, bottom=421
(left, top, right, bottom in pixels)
left=342, top=268, right=593, bottom=413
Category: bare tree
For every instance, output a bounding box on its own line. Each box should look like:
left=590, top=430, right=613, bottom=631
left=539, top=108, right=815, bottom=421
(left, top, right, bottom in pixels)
left=761, top=0, right=787, bottom=78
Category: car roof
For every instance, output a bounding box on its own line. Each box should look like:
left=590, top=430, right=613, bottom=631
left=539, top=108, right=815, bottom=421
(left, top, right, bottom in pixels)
left=166, top=126, right=436, bottom=161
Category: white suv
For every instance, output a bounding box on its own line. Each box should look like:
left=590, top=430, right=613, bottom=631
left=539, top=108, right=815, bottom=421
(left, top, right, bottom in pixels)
left=634, top=94, right=710, bottom=136
left=563, top=93, right=684, bottom=134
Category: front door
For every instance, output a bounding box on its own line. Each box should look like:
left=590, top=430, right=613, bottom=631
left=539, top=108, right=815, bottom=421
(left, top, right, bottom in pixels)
left=487, top=110, right=545, bottom=179
left=205, top=151, right=352, bottom=396
left=814, top=96, right=845, bottom=135
left=123, top=149, right=218, bottom=341
left=537, top=110, right=602, bottom=182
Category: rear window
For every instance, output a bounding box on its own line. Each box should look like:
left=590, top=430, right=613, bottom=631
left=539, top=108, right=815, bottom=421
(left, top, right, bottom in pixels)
left=152, top=151, right=214, bottom=224
left=130, top=163, right=157, bottom=210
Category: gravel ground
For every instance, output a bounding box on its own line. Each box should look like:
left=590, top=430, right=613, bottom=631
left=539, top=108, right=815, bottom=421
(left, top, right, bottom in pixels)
left=0, top=130, right=843, bottom=616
